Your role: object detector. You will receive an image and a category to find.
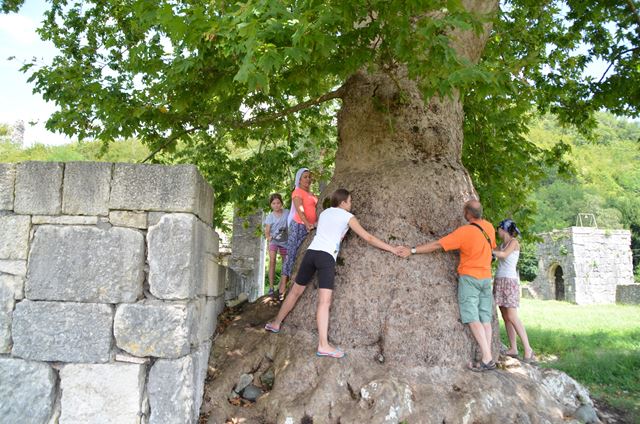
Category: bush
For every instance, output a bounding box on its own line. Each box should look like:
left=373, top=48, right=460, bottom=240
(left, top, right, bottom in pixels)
left=519, top=243, right=538, bottom=282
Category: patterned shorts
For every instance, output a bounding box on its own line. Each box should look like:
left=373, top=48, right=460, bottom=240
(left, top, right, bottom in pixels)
left=493, top=277, right=520, bottom=308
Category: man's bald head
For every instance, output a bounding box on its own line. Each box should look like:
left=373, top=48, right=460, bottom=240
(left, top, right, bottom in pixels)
left=464, top=200, right=483, bottom=220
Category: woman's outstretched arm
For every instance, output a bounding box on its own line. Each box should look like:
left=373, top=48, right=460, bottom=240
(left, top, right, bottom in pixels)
left=348, top=217, right=404, bottom=256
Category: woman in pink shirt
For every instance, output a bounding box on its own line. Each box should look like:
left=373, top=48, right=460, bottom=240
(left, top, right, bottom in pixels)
left=280, top=167, right=318, bottom=301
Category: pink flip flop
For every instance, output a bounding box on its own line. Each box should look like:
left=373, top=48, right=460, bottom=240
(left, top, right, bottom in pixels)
left=264, top=323, right=280, bottom=333
left=316, top=348, right=345, bottom=359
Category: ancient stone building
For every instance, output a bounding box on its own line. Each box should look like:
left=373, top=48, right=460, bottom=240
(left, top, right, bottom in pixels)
left=529, top=227, right=634, bottom=304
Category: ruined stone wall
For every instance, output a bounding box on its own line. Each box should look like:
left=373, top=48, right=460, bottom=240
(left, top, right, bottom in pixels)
left=227, top=210, right=266, bottom=302
left=571, top=227, right=633, bottom=304
left=616, top=284, right=640, bottom=305
left=530, top=230, right=576, bottom=302
left=530, top=227, right=633, bottom=305
left=0, top=161, right=222, bottom=424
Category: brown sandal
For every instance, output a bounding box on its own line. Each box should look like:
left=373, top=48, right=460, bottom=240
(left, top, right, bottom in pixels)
left=468, top=360, right=496, bottom=372
left=522, top=351, right=537, bottom=364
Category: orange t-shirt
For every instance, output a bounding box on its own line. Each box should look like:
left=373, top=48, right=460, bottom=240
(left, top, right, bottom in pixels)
left=438, top=219, right=496, bottom=279
left=291, top=187, right=318, bottom=225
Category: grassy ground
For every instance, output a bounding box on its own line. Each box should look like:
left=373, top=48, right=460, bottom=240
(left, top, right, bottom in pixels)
left=501, top=298, right=640, bottom=422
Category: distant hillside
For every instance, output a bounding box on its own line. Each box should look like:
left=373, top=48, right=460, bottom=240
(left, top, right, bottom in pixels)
left=527, top=112, right=640, bottom=278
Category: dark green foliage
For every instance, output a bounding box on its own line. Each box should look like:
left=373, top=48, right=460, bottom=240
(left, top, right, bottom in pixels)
left=2, top=0, right=639, bottom=230
left=518, top=243, right=539, bottom=282
left=0, top=0, right=21, bottom=13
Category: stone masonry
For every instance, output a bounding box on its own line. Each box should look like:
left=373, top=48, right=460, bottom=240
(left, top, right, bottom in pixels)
left=0, top=161, right=225, bottom=424
left=227, top=210, right=266, bottom=302
left=530, top=227, right=634, bottom=304
left=616, top=284, right=640, bottom=304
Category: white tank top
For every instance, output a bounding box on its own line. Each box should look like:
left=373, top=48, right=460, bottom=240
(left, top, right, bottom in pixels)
left=495, top=244, right=520, bottom=279
left=307, top=207, right=354, bottom=260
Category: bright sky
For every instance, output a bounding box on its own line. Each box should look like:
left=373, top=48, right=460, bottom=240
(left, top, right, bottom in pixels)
left=0, top=0, right=71, bottom=146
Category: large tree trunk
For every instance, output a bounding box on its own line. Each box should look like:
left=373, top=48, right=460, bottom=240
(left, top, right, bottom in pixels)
left=286, top=68, right=492, bottom=368
left=286, top=0, right=499, bottom=369
left=201, top=2, right=599, bottom=422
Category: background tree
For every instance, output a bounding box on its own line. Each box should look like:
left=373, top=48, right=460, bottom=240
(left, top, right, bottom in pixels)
left=526, top=112, right=640, bottom=279
left=3, top=0, right=639, bottom=421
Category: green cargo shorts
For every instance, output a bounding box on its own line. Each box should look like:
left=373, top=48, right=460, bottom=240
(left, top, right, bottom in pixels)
left=457, top=275, right=493, bottom=324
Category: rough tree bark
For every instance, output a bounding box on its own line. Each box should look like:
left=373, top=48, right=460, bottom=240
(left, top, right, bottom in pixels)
left=287, top=0, right=498, bottom=370
left=201, top=1, right=599, bottom=422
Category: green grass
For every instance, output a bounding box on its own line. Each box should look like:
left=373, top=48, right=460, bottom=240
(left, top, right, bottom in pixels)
left=502, top=299, right=640, bottom=422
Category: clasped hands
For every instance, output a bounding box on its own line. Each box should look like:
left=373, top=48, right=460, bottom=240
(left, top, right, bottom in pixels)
left=392, top=246, right=413, bottom=258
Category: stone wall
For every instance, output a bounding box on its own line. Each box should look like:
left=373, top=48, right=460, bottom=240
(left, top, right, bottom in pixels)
left=529, top=230, right=576, bottom=302
left=616, top=284, right=640, bottom=304
left=530, top=227, right=634, bottom=305
left=227, top=210, right=266, bottom=302
left=0, top=161, right=223, bottom=424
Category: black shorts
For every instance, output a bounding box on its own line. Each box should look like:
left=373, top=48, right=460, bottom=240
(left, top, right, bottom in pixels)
left=295, top=249, right=336, bottom=290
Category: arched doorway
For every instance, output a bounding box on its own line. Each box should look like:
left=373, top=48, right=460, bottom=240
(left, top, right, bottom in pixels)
left=554, top=265, right=565, bottom=301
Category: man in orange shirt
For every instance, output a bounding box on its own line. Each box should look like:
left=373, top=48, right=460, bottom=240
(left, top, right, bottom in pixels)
left=400, top=199, right=497, bottom=371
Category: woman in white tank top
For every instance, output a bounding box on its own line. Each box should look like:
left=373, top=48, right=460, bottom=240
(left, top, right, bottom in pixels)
left=265, top=189, right=405, bottom=358
left=493, top=219, right=535, bottom=363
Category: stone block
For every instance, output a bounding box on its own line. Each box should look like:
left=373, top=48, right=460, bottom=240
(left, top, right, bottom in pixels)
left=521, top=286, right=534, bottom=299
left=148, top=341, right=211, bottom=424
left=12, top=300, right=113, bottom=363
left=14, top=161, right=63, bottom=215
left=62, top=162, right=112, bottom=216
left=1, top=272, right=24, bottom=300
left=59, top=363, right=146, bottom=424
left=0, top=357, right=57, bottom=424
left=31, top=215, right=99, bottom=225
left=0, top=163, right=15, bottom=210
left=218, top=265, right=228, bottom=296
left=109, top=210, right=148, bottom=229
left=147, top=211, right=166, bottom=226
left=195, top=296, right=219, bottom=343
left=0, top=215, right=30, bottom=260
left=229, top=210, right=266, bottom=302
left=213, top=295, right=226, bottom=317
left=26, top=225, right=144, bottom=303
left=0, top=259, right=26, bottom=276
left=203, top=259, right=222, bottom=297
left=114, top=300, right=196, bottom=359
left=0, top=283, right=14, bottom=353
left=148, top=214, right=201, bottom=300
left=616, top=284, right=640, bottom=304
left=200, top=228, right=221, bottom=296
left=110, top=163, right=214, bottom=225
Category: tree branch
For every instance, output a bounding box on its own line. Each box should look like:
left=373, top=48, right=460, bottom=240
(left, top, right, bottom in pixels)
left=234, top=87, right=345, bottom=128
left=141, top=87, right=345, bottom=162
left=140, top=126, right=201, bottom=163
left=597, top=46, right=640, bottom=84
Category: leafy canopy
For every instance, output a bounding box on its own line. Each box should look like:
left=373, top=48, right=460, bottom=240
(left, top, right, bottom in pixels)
left=463, top=0, right=639, bottom=228
left=2, top=0, right=639, bottom=228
